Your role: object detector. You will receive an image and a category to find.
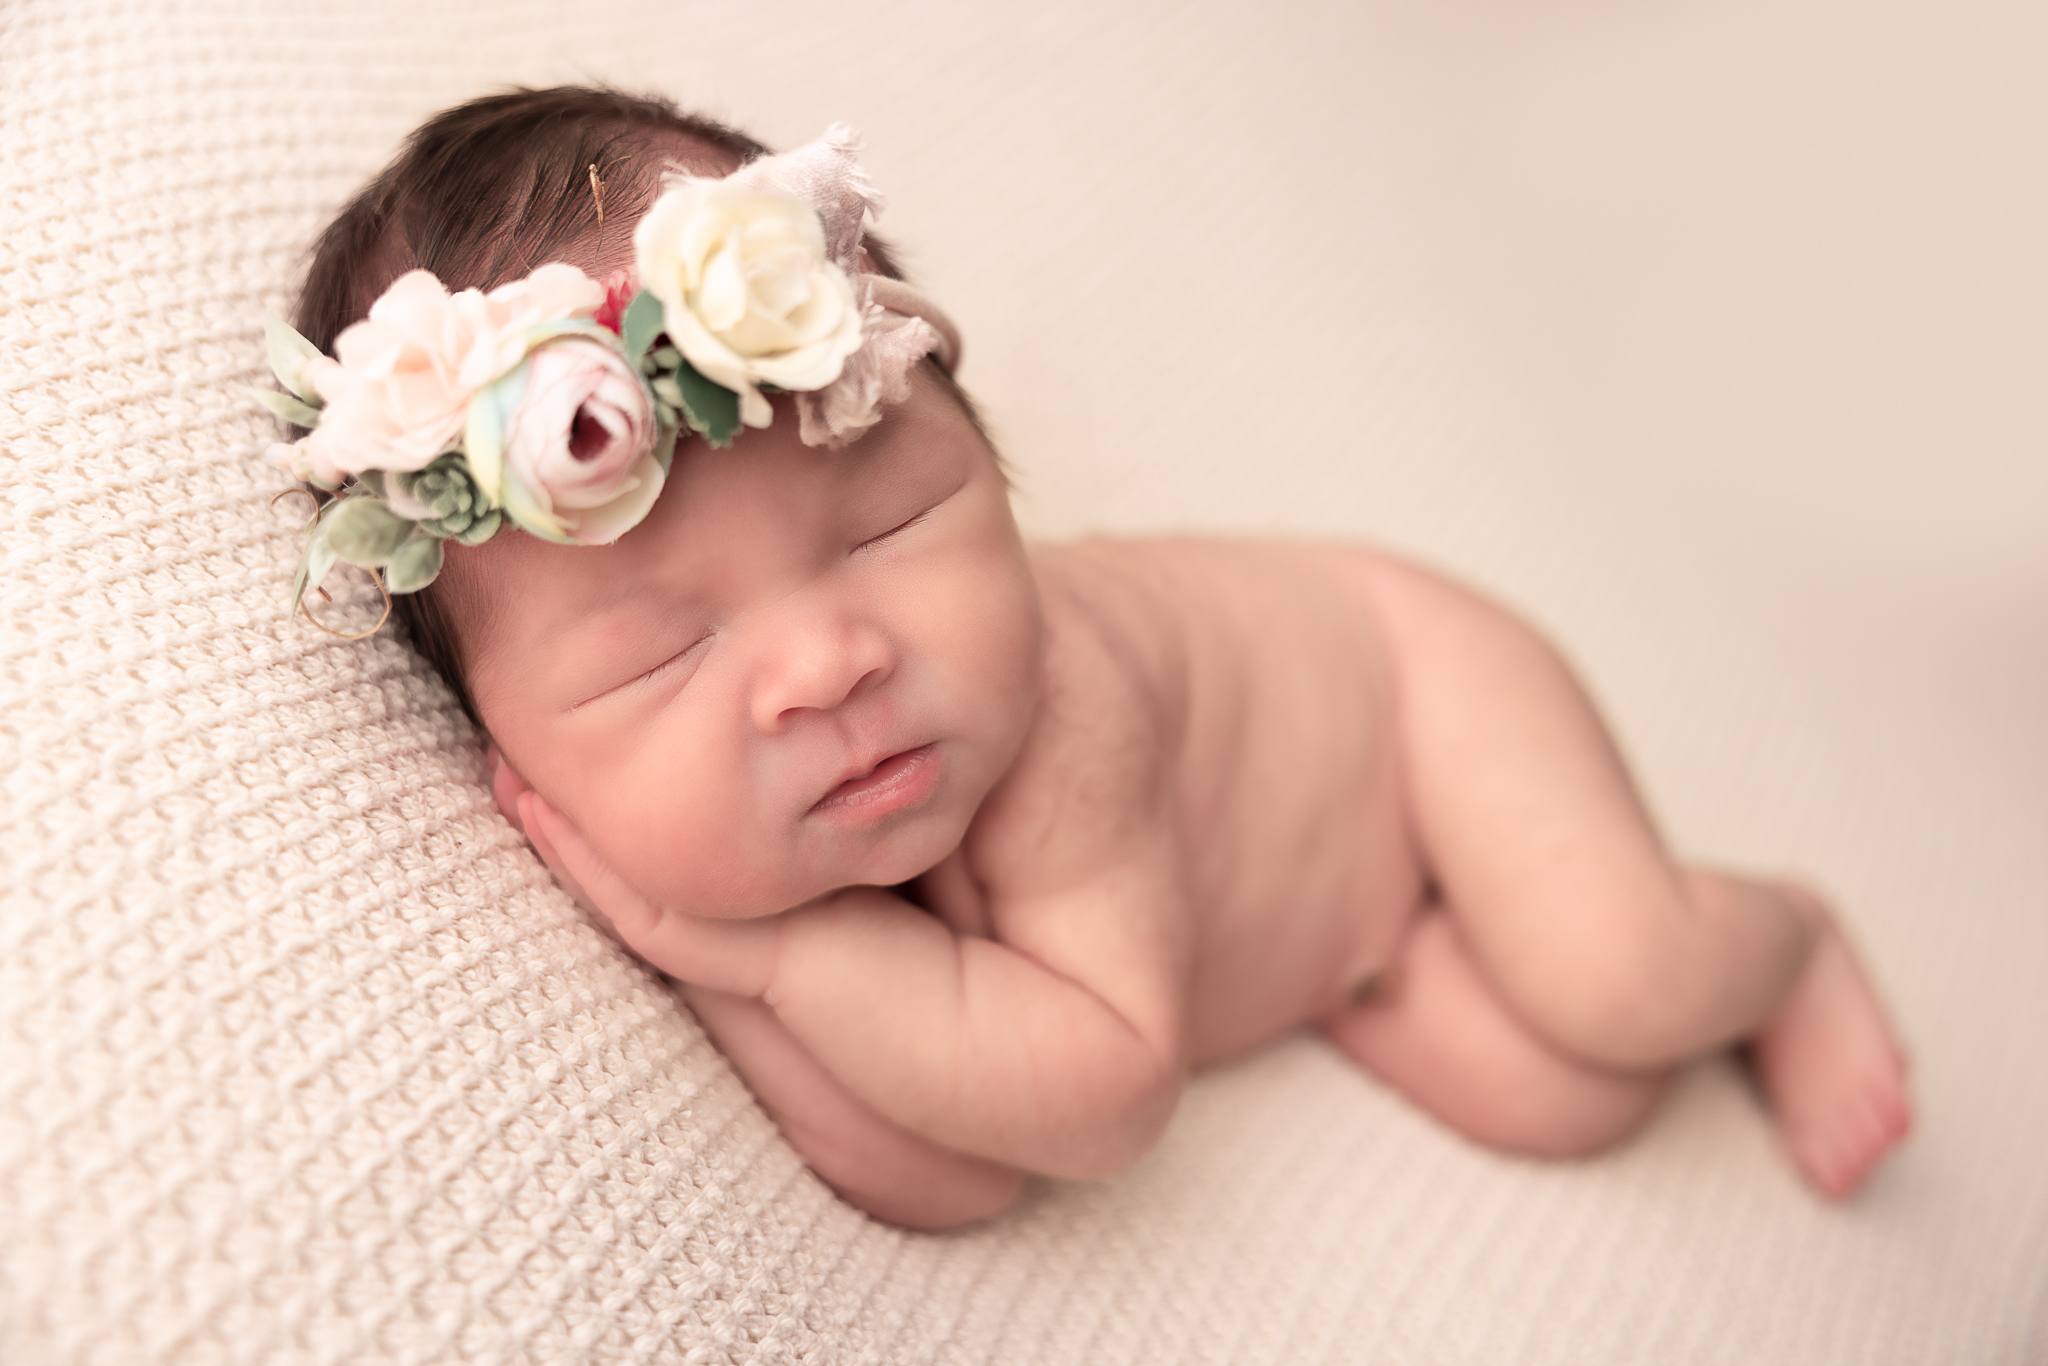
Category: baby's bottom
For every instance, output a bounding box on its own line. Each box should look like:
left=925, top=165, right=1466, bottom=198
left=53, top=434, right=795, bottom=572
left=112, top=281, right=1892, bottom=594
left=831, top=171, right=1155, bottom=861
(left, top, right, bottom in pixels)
left=1326, top=555, right=1910, bottom=1196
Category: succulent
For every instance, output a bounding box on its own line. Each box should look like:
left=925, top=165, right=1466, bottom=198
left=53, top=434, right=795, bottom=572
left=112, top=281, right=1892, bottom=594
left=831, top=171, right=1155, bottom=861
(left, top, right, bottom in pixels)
left=395, top=453, right=499, bottom=542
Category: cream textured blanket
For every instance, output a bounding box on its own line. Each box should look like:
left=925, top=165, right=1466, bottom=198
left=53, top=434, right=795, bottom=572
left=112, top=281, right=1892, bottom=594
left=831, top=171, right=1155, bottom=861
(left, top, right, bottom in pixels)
left=3, top=2, right=2043, bottom=1362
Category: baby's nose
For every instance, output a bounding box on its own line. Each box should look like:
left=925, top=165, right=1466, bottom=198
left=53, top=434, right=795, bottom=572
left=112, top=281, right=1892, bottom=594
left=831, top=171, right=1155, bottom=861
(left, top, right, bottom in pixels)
left=749, top=612, right=896, bottom=732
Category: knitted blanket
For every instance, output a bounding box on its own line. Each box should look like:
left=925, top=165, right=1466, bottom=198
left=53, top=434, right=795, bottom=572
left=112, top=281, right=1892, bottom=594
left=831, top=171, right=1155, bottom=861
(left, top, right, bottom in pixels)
left=3, top=2, right=2043, bottom=1362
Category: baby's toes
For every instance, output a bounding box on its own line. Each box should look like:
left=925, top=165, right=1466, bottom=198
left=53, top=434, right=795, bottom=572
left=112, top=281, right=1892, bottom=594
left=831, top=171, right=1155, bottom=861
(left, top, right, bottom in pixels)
left=1802, top=1075, right=1910, bottom=1198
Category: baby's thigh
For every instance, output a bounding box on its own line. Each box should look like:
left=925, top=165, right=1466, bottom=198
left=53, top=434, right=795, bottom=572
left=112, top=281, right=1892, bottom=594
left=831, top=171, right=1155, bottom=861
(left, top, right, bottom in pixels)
left=1323, top=913, right=1669, bottom=1158
left=1350, top=551, right=1809, bottom=1067
left=1351, top=549, right=1684, bottom=946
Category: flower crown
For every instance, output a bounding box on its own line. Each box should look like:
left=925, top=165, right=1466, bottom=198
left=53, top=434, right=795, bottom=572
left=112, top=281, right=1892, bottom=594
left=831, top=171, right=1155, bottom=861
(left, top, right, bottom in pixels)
left=255, top=126, right=960, bottom=620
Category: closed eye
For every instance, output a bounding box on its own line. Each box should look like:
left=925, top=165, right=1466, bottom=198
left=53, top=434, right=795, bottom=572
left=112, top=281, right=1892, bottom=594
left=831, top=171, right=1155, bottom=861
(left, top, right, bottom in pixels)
left=573, top=630, right=714, bottom=710
left=855, top=503, right=941, bottom=554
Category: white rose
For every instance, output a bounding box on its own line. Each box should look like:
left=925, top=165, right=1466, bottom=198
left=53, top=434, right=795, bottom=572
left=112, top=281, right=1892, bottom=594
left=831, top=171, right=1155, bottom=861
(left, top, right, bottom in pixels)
left=501, top=337, right=664, bottom=545
left=634, top=179, right=865, bottom=428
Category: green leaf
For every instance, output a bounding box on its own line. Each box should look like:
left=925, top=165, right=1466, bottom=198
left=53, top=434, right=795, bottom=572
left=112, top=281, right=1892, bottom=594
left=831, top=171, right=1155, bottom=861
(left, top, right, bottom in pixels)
left=264, top=316, right=326, bottom=403
left=384, top=534, right=445, bottom=594
left=247, top=386, right=323, bottom=428
left=620, top=290, right=666, bottom=367
left=671, top=359, right=742, bottom=448
left=325, top=496, right=413, bottom=567
left=288, top=511, right=338, bottom=614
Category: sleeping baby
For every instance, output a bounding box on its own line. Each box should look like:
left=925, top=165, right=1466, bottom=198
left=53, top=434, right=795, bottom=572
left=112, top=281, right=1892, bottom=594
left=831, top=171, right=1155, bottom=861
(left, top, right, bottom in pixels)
left=261, top=85, right=1910, bottom=1229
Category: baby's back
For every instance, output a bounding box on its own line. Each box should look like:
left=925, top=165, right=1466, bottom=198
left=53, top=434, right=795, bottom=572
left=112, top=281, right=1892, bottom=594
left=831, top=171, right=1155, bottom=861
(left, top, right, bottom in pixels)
left=1025, top=540, right=1424, bottom=1064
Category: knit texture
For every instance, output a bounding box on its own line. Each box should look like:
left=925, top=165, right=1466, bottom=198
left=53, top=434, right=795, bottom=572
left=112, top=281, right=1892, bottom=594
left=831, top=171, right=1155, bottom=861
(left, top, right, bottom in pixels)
left=3, top=2, right=2044, bottom=1363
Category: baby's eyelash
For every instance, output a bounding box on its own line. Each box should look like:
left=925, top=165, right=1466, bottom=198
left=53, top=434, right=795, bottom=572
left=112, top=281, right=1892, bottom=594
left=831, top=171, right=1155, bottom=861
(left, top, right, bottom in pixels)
left=855, top=505, right=938, bottom=552
left=575, top=631, right=713, bottom=709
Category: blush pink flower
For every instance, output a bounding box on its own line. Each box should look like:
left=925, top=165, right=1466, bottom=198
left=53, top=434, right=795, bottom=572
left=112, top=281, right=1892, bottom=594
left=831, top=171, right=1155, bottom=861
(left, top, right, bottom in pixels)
left=300, top=264, right=605, bottom=477
left=502, top=336, right=663, bottom=545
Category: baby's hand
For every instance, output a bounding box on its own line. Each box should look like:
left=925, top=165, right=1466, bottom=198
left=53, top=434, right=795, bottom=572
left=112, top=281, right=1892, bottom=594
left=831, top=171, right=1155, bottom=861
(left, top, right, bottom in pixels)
left=488, top=747, right=781, bottom=996
left=488, top=746, right=587, bottom=908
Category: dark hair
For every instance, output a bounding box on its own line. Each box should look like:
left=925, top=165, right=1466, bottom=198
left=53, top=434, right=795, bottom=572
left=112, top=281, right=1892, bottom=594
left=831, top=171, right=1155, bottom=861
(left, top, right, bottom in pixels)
left=292, top=85, right=941, bottom=726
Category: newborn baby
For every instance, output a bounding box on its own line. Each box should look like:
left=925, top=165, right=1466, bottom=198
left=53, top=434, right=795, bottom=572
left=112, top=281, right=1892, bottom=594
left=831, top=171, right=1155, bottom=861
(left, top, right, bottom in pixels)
left=274, top=86, right=1910, bottom=1230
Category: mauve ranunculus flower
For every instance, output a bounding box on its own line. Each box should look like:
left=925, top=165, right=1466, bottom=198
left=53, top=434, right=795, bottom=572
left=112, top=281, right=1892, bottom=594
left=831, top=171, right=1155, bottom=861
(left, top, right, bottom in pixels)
left=503, top=336, right=664, bottom=545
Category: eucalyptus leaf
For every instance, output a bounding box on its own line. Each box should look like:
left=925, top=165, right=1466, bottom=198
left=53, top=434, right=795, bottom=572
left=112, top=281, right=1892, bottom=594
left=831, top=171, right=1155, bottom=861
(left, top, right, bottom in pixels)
left=264, top=316, right=326, bottom=403
left=620, top=290, right=666, bottom=367
left=325, top=496, right=413, bottom=567
left=671, top=360, right=742, bottom=448
left=384, top=534, right=445, bottom=594
left=247, top=386, right=323, bottom=429
left=288, top=513, right=338, bottom=614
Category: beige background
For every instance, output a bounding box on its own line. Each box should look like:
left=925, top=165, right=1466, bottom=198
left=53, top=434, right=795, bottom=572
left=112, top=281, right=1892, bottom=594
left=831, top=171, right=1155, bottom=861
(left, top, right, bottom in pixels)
left=2, top=0, right=2043, bottom=1361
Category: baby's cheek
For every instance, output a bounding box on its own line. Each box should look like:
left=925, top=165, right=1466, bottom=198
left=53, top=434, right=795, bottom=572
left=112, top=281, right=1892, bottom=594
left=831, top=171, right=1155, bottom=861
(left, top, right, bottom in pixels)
left=602, top=762, right=808, bottom=919
left=946, top=555, right=1041, bottom=734
left=607, top=774, right=736, bottom=907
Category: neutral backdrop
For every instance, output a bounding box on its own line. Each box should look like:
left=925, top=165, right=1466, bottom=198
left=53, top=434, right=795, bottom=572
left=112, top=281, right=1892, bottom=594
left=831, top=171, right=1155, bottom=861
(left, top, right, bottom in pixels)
left=2, top=1, right=2043, bottom=1362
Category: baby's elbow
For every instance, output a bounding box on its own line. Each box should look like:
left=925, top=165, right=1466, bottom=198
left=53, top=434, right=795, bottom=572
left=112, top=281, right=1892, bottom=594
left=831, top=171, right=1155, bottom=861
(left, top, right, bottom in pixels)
left=837, top=1160, right=1027, bottom=1232
left=1042, top=1051, right=1185, bottom=1181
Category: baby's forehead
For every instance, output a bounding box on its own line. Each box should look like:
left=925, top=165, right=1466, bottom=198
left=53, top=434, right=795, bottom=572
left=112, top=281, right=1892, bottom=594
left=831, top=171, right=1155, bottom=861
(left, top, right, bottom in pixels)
left=454, top=385, right=975, bottom=637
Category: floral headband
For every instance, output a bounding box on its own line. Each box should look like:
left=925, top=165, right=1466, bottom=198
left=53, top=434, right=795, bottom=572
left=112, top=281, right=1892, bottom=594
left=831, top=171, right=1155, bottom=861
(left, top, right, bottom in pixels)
left=255, top=126, right=960, bottom=622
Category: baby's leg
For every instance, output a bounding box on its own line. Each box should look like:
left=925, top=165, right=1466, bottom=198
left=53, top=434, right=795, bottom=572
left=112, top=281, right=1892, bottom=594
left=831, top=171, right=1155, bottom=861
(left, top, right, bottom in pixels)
left=1360, top=553, right=1910, bottom=1195
left=1323, top=911, right=1670, bottom=1159
left=1744, top=880, right=1915, bottom=1197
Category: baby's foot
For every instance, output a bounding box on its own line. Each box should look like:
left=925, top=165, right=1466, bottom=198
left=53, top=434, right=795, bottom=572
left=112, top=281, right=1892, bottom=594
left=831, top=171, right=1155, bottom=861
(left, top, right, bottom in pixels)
left=1748, top=891, right=1912, bottom=1198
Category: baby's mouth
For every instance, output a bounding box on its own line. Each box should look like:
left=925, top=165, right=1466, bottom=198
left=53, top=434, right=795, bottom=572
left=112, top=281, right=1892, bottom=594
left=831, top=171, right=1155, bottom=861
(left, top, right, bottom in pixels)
left=809, top=744, right=940, bottom=820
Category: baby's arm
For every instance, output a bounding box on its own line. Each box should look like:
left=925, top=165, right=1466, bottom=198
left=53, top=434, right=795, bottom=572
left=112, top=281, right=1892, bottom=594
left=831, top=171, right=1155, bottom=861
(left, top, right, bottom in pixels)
left=517, top=788, right=1189, bottom=1182
left=680, top=983, right=1027, bottom=1228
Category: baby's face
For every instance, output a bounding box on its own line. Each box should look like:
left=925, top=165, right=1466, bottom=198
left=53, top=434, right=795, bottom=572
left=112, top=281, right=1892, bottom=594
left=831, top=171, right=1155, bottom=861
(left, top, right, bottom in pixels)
left=459, top=366, right=1042, bottom=918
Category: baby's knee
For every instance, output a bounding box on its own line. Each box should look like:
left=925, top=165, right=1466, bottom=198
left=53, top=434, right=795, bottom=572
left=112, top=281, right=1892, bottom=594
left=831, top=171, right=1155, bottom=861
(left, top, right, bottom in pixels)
left=1459, top=1065, right=1669, bottom=1162
left=1506, top=910, right=1717, bottom=1069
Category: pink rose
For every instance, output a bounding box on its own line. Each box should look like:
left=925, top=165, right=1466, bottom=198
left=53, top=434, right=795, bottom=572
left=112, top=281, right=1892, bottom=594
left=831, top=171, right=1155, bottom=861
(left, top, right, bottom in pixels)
left=502, top=336, right=664, bottom=545
left=301, top=265, right=605, bottom=477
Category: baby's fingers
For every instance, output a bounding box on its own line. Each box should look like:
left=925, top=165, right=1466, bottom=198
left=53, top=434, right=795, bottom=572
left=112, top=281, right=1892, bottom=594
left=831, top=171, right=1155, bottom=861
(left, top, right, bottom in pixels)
left=519, top=790, right=638, bottom=928
left=489, top=745, right=533, bottom=834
